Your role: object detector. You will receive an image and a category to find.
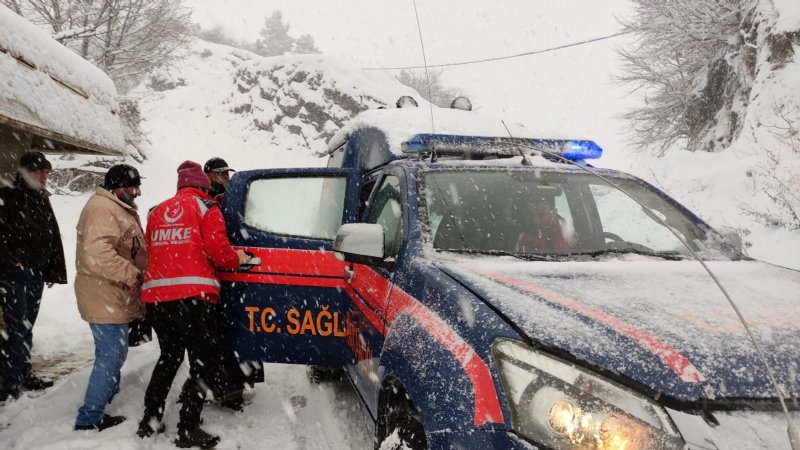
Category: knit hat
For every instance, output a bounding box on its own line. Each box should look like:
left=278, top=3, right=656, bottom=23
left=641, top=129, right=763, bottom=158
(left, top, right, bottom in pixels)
left=177, top=160, right=211, bottom=190
left=18, top=152, right=52, bottom=173
left=104, top=164, right=141, bottom=189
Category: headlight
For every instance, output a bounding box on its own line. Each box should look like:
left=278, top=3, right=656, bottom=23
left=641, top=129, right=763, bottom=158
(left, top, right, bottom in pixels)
left=494, top=339, right=684, bottom=450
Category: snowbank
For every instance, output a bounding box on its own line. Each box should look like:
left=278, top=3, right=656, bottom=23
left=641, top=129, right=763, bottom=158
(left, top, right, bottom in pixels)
left=0, top=5, right=124, bottom=153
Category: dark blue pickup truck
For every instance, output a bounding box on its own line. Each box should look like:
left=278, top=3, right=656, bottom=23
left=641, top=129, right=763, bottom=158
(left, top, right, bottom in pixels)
left=219, top=106, right=800, bottom=450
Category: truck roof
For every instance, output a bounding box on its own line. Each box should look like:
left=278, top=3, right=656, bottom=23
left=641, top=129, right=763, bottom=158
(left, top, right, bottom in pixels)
left=326, top=107, right=601, bottom=172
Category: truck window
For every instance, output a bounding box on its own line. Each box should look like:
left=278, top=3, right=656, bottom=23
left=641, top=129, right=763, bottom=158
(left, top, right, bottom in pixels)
left=365, top=175, right=402, bottom=258
left=243, top=176, right=347, bottom=240
left=423, top=170, right=733, bottom=259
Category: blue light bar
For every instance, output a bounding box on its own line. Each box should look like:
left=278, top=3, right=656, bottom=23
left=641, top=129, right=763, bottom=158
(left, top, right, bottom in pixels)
left=534, top=139, right=603, bottom=160
left=401, top=134, right=603, bottom=161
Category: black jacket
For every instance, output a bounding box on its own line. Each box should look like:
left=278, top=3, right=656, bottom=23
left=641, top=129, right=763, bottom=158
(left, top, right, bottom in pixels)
left=209, top=181, right=226, bottom=199
left=0, top=177, right=67, bottom=284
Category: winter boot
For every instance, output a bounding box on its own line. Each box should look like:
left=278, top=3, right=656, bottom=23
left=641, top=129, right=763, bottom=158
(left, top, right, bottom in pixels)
left=220, top=396, right=244, bottom=413
left=74, top=414, right=126, bottom=431
left=0, top=382, right=21, bottom=402
left=136, top=417, right=166, bottom=438
left=175, top=427, right=220, bottom=449
left=22, top=374, right=53, bottom=391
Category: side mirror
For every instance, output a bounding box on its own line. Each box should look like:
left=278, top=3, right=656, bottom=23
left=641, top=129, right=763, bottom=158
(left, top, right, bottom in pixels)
left=717, top=227, right=743, bottom=253
left=333, top=223, right=385, bottom=265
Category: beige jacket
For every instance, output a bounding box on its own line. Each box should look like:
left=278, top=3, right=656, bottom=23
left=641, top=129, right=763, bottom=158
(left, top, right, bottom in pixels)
left=75, top=188, right=147, bottom=324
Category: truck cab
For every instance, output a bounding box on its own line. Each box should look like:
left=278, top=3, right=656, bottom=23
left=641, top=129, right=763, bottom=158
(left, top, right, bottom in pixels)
left=219, top=106, right=800, bottom=450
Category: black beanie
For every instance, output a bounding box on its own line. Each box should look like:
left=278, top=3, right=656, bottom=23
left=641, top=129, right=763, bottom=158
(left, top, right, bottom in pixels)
left=104, top=164, right=141, bottom=189
left=19, top=152, right=52, bottom=173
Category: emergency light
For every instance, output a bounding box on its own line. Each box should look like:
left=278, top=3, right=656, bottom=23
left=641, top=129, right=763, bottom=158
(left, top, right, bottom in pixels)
left=401, top=134, right=603, bottom=161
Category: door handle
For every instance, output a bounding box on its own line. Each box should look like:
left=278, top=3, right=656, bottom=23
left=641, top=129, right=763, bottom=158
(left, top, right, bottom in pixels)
left=344, top=266, right=355, bottom=283
left=239, top=256, right=262, bottom=272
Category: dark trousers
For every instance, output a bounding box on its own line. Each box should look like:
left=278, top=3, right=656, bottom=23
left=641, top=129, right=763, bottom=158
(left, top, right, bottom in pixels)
left=0, top=266, right=44, bottom=386
left=142, top=298, right=241, bottom=431
left=181, top=302, right=245, bottom=402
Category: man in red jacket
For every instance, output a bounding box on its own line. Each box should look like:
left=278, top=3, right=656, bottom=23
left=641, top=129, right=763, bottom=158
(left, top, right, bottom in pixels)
left=137, top=161, right=248, bottom=449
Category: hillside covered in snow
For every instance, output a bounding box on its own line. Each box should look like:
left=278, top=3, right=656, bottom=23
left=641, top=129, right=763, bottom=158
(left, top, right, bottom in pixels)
left=132, top=39, right=427, bottom=165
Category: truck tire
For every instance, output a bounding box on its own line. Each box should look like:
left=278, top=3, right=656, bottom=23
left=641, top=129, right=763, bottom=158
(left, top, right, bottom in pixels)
left=306, top=365, right=344, bottom=384
left=376, top=382, right=427, bottom=450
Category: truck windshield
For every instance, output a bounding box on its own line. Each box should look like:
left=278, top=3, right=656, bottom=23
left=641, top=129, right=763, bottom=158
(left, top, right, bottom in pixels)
left=422, top=169, right=737, bottom=260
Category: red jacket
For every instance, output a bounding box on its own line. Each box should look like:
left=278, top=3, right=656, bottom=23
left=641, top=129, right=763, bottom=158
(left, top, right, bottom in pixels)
left=142, top=188, right=239, bottom=303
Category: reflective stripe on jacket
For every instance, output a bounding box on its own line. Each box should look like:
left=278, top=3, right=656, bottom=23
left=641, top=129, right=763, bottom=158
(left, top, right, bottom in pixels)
left=142, top=187, right=239, bottom=303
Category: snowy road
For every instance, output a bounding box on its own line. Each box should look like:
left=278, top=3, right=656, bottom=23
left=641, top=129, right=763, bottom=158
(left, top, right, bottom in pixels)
left=0, top=189, right=375, bottom=449
left=0, top=347, right=375, bottom=449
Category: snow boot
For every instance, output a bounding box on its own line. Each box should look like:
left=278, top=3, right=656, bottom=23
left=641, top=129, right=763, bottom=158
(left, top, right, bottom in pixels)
left=220, top=396, right=244, bottom=413
left=0, top=383, right=21, bottom=402
left=22, top=374, right=53, bottom=391
left=136, top=417, right=166, bottom=438
left=74, top=414, right=126, bottom=431
left=175, top=427, right=220, bottom=449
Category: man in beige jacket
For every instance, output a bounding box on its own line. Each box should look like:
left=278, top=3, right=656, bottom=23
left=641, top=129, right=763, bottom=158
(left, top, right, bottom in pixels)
left=73, top=164, right=147, bottom=432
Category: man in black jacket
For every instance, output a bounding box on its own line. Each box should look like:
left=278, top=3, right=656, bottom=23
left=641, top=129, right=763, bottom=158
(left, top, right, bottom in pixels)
left=0, top=152, right=67, bottom=400
left=203, top=157, right=234, bottom=200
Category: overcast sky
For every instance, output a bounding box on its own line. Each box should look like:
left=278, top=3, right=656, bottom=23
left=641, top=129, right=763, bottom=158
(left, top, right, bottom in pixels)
left=186, top=0, right=639, bottom=167
left=187, top=0, right=630, bottom=66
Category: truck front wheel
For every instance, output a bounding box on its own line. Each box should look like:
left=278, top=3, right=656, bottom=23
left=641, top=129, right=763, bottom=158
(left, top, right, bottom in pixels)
left=375, top=381, right=427, bottom=450
left=306, top=365, right=344, bottom=384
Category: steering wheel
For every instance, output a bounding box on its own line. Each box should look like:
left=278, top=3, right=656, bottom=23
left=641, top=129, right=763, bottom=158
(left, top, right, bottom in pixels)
left=602, top=232, right=655, bottom=253
left=602, top=231, right=625, bottom=243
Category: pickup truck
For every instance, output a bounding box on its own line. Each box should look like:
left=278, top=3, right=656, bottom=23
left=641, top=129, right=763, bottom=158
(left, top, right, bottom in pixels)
left=219, top=105, right=800, bottom=450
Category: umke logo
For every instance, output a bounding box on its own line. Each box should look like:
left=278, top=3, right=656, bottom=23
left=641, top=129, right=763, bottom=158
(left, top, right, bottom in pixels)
left=164, top=205, right=184, bottom=224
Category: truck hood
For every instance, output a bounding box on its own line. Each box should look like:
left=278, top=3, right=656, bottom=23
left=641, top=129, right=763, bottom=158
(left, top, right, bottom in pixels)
left=437, top=256, right=800, bottom=402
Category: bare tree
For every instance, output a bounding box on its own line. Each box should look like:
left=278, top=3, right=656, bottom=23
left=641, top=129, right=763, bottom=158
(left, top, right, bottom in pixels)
left=3, top=0, right=192, bottom=91
left=742, top=103, right=800, bottom=230
left=617, top=0, right=750, bottom=153
left=396, top=69, right=465, bottom=108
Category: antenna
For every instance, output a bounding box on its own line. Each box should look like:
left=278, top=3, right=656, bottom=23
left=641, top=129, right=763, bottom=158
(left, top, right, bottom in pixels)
left=501, top=120, right=532, bottom=166
left=409, top=0, right=437, bottom=163
left=519, top=143, right=799, bottom=450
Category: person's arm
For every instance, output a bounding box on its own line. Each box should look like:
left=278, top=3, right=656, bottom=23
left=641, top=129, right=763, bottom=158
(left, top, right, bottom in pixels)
left=200, top=205, right=244, bottom=270
left=79, top=204, right=140, bottom=287
left=0, top=189, right=18, bottom=262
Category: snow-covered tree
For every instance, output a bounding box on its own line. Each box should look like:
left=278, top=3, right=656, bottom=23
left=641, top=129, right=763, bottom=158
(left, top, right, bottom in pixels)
left=254, top=10, right=294, bottom=57
left=293, top=34, right=319, bottom=54
left=3, top=0, right=192, bottom=91
left=193, top=24, right=242, bottom=48
left=617, top=0, right=751, bottom=153
left=396, top=69, right=466, bottom=108
left=743, top=103, right=800, bottom=230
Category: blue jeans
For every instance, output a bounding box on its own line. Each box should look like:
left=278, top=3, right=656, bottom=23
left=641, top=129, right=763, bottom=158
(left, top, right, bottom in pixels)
left=75, top=323, right=129, bottom=426
left=0, top=266, right=44, bottom=386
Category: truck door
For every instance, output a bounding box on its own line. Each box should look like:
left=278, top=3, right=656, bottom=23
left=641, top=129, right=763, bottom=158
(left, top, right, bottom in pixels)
left=341, top=170, right=405, bottom=415
left=218, top=168, right=360, bottom=366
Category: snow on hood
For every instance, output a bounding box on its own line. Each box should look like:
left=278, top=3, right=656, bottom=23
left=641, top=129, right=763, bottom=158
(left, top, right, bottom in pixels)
left=326, top=107, right=573, bottom=153
left=0, top=5, right=124, bottom=153
left=438, top=255, right=800, bottom=402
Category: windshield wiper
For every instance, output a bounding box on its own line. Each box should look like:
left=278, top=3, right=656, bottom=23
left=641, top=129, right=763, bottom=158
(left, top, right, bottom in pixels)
left=435, top=248, right=554, bottom=261
left=568, top=248, right=685, bottom=261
